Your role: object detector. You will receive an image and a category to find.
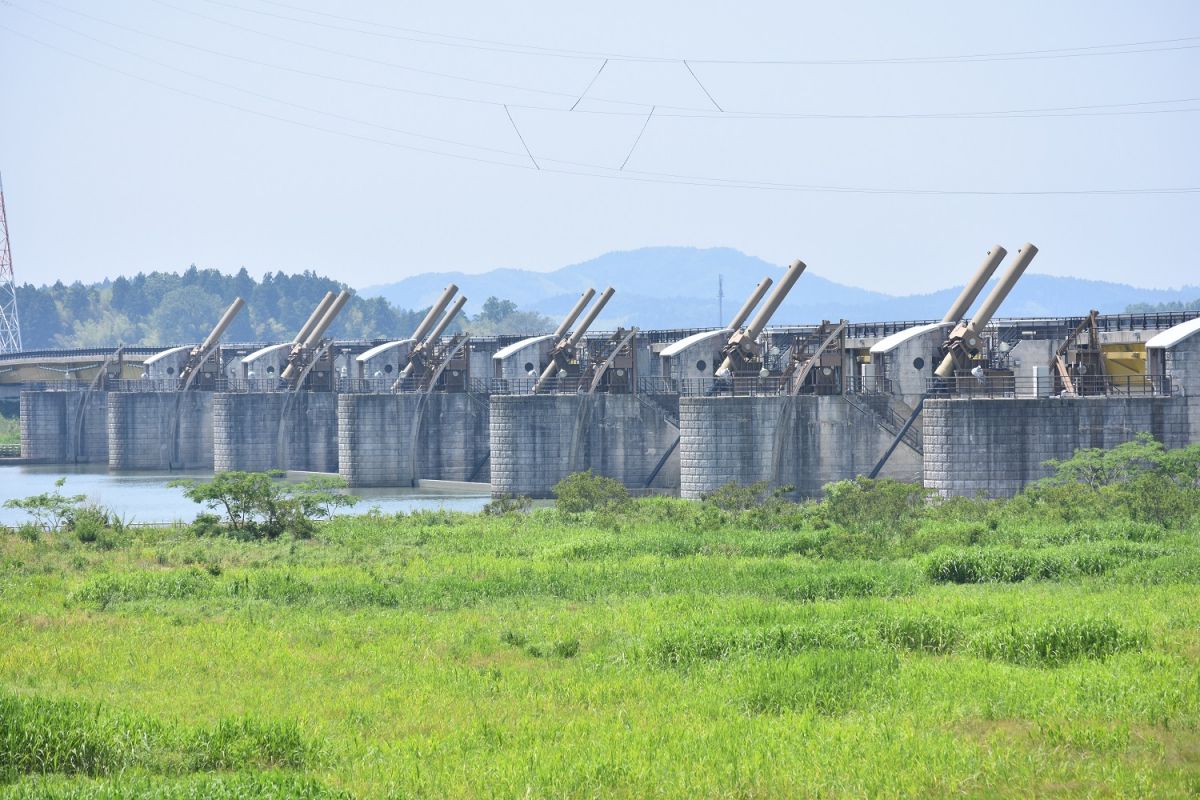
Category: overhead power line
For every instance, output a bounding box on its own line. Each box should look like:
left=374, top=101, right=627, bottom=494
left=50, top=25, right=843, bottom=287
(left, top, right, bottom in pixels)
left=8, top=6, right=528, bottom=159
left=570, top=59, right=608, bottom=111
left=3, top=21, right=1199, bottom=197
left=23, top=1, right=1200, bottom=122
left=620, top=107, right=655, bottom=170
left=683, top=61, right=723, bottom=112
left=504, top=106, right=540, bottom=169
left=200, top=0, right=1200, bottom=66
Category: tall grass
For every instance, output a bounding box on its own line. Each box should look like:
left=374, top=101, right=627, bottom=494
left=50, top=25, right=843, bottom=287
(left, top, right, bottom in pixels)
left=0, top=481, right=1197, bottom=797
left=0, top=692, right=318, bottom=780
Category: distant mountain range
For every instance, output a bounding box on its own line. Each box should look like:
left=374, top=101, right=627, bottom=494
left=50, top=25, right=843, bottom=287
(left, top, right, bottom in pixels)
left=360, top=247, right=1199, bottom=329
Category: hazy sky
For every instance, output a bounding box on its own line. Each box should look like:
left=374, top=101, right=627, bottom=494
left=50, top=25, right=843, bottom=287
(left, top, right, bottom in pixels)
left=1, top=0, right=1197, bottom=295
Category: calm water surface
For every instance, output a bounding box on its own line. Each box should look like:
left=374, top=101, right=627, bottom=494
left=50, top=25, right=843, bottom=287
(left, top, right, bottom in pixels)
left=0, top=465, right=489, bottom=526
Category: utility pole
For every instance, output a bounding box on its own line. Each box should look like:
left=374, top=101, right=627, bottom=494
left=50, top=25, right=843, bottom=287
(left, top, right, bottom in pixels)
left=717, top=273, right=724, bottom=328
left=0, top=172, right=22, bottom=354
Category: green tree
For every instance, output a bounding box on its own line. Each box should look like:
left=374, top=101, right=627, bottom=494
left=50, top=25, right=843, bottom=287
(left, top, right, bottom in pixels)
left=144, top=287, right=228, bottom=345
left=171, top=471, right=358, bottom=539
left=3, top=477, right=86, bottom=531
left=467, top=296, right=555, bottom=336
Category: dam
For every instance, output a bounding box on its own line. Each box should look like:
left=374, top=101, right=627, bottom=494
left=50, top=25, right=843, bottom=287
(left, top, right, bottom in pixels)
left=10, top=245, right=1200, bottom=500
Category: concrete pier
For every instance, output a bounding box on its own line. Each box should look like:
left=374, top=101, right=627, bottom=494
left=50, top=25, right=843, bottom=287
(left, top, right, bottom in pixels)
left=923, top=396, right=1189, bottom=498
left=489, top=394, right=679, bottom=498
left=678, top=395, right=920, bottom=500
left=19, top=390, right=108, bottom=464
left=213, top=392, right=338, bottom=473
left=338, top=393, right=490, bottom=487
left=107, top=391, right=214, bottom=470
left=1148, top=318, right=1200, bottom=441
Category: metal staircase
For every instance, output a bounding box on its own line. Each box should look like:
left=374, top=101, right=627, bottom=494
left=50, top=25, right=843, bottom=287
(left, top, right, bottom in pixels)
left=842, top=391, right=922, bottom=455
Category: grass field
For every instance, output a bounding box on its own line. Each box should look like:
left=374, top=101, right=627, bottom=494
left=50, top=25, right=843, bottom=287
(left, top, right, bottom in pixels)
left=1, top=481, right=1198, bottom=797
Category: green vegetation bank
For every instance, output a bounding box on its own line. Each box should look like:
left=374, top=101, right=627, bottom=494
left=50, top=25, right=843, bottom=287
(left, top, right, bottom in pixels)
left=1, top=438, right=1198, bottom=797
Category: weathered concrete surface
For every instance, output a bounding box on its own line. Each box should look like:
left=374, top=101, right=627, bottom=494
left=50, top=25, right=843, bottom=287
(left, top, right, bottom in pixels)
left=923, top=396, right=1189, bottom=498
left=338, top=393, right=490, bottom=487
left=490, top=394, right=679, bottom=498
left=1151, top=324, right=1200, bottom=441
left=19, top=390, right=108, bottom=464
left=107, top=391, right=213, bottom=470
left=213, top=392, right=338, bottom=473
left=678, top=395, right=919, bottom=500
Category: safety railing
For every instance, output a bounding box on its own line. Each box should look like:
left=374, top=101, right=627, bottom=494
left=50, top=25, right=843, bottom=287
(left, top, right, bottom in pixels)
left=844, top=375, right=895, bottom=396
left=17, top=380, right=88, bottom=392
left=107, top=379, right=184, bottom=393
left=926, top=373, right=1172, bottom=399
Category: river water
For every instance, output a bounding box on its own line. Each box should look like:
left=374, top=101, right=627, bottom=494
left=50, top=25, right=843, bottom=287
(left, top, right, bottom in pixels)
left=0, top=465, right=490, bottom=526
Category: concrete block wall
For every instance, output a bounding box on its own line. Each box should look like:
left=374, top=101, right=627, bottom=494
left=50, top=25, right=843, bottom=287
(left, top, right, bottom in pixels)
left=19, top=390, right=108, bottom=464
left=213, top=392, right=338, bottom=473
left=490, top=394, right=677, bottom=498
left=338, top=394, right=410, bottom=487
left=338, top=393, right=490, bottom=487
left=923, top=396, right=1189, bottom=498
left=107, top=391, right=214, bottom=470
left=679, top=396, right=783, bottom=500
left=678, top=396, right=914, bottom=500
left=1163, top=336, right=1199, bottom=439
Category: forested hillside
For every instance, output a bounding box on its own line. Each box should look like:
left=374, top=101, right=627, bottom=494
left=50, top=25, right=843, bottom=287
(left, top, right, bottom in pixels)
left=14, top=267, right=552, bottom=349
left=1126, top=298, right=1200, bottom=313
left=15, top=267, right=421, bottom=349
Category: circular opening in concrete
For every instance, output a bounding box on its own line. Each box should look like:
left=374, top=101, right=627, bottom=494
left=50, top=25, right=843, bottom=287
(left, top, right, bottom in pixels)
left=912, top=357, right=925, bottom=370
left=524, top=362, right=535, bottom=373
left=696, top=359, right=707, bottom=372
left=266, top=365, right=275, bottom=375
left=384, top=363, right=394, bottom=373
left=165, top=366, right=174, bottom=375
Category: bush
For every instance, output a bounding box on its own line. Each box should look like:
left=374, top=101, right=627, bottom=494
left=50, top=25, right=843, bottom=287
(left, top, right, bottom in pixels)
left=170, top=472, right=357, bottom=539
left=822, top=477, right=929, bottom=538
left=67, top=505, right=112, bottom=545
left=1033, top=435, right=1200, bottom=528
left=483, top=494, right=532, bottom=515
left=553, top=470, right=629, bottom=514
left=190, top=513, right=224, bottom=537
left=3, top=477, right=86, bottom=531
left=703, top=481, right=779, bottom=512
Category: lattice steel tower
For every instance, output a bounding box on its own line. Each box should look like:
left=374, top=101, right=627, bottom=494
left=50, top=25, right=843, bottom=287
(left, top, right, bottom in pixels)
left=0, top=172, right=22, bottom=354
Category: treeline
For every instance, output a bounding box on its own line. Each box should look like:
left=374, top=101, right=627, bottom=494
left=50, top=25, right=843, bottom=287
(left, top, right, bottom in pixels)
left=15, top=267, right=552, bottom=349
left=1126, top=298, right=1200, bottom=313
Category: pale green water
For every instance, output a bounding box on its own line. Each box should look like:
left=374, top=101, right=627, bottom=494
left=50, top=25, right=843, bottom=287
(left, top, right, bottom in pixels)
left=0, top=465, right=489, bottom=526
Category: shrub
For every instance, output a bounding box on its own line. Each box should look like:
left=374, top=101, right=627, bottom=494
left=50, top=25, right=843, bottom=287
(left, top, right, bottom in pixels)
left=483, top=494, right=532, bottom=515
left=190, top=512, right=224, bottom=537
left=553, top=470, right=629, bottom=514
left=2, top=477, right=86, bottom=531
left=1033, top=435, right=1200, bottom=528
left=171, top=472, right=357, bottom=539
left=822, top=477, right=929, bottom=538
left=703, top=481, right=777, bottom=512
left=67, top=505, right=112, bottom=545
